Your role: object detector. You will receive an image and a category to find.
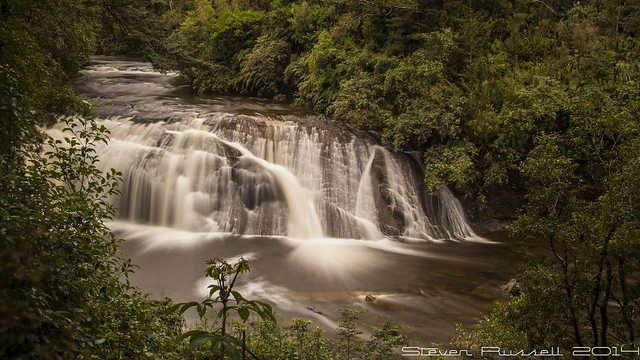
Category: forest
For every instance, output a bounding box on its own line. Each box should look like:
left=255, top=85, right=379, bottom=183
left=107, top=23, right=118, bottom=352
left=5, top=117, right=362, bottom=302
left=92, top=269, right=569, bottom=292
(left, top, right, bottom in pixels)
left=1, top=0, right=640, bottom=358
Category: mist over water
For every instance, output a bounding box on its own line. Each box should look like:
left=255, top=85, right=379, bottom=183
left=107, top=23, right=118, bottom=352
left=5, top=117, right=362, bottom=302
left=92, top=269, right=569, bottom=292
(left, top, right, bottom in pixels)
left=61, top=56, right=522, bottom=344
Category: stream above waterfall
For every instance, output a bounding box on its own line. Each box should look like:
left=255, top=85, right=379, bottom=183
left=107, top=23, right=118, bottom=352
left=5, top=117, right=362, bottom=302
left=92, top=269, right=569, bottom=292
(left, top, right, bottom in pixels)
left=62, top=56, right=523, bottom=344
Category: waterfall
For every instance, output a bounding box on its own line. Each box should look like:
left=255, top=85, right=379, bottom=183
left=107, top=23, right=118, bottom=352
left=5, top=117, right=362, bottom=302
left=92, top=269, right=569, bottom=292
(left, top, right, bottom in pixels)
left=355, top=150, right=384, bottom=240
left=223, top=138, right=324, bottom=239
left=61, top=59, right=481, bottom=241
left=436, top=188, right=481, bottom=240
left=79, top=115, right=479, bottom=241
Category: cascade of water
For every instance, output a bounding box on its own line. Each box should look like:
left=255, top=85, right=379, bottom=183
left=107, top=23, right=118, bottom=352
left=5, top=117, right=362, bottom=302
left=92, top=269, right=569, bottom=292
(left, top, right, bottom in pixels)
left=354, top=148, right=385, bottom=240
left=355, top=148, right=377, bottom=222
left=436, top=188, right=480, bottom=240
left=376, top=147, right=439, bottom=239
left=93, top=118, right=289, bottom=235
left=63, top=59, right=483, bottom=241
left=223, top=139, right=324, bottom=239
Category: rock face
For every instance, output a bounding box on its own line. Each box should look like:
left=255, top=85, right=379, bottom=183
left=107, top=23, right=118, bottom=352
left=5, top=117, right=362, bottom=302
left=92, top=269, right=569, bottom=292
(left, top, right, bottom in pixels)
left=501, top=279, right=524, bottom=296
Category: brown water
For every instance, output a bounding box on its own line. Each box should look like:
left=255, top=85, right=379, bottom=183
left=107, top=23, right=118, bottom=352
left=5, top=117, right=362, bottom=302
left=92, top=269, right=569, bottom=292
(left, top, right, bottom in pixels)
left=115, top=223, right=521, bottom=344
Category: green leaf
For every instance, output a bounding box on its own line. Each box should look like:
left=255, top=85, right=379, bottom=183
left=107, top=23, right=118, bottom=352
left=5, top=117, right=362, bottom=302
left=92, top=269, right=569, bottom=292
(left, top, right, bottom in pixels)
left=231, top=290, right=244, bottom=302
left=208, top=284, right=221, bottom=297
left=177, top=301, right=199, bottom=315
left=196, top=303, right=206, bottom=318
left=238, top=307, right=250, bottom=321
left=188, top=331, right=218, bottom=349
left=179, top=329, right=209, bottom=342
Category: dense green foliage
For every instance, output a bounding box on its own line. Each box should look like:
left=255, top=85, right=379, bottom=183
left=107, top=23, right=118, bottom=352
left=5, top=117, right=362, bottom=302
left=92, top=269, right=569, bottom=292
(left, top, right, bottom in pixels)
left=238, top=318, right=335, bottom=360
left=0, top=1, right=186, bottom=358
left=229, top=312, right=406, bottom=360
left=0, top=117, right=187, bottom=358
left=0, top=0, right=95, bottom=169
left=93, top=0, right=177, bottom=63
left=455, top=91, right=640, bottom=353
left=224, top=309, right=406, bottom=360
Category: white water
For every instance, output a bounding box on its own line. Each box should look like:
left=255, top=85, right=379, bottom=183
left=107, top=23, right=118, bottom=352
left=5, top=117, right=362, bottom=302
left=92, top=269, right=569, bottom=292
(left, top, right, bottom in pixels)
left=75, top=116, right=481, bottom=241
left=61, top=58, right=482, bottom=241
left=355, top=148, right=384, bottom=240
left=224, top=138, right=324, bottom=239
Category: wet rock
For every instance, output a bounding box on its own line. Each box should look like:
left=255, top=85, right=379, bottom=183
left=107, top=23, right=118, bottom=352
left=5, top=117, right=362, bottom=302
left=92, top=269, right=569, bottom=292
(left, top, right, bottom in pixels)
left=306, top=306, right=323, bottom=315
left=501, top=279, right=524, bottom=296
left=369, top=151, right=405, bottom=236
left=323, top=203, right=371, bottom=239
left=365, top=294, right=377, bottom=303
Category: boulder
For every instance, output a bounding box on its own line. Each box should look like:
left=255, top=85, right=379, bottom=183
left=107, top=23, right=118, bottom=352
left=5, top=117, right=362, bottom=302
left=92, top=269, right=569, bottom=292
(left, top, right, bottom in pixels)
left=501, top=279, right=523, bottom=296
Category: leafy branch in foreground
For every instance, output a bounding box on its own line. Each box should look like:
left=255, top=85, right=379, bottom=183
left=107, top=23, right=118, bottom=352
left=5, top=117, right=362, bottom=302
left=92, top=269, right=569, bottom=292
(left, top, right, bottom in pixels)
left=174, top=258, right=409, bottom=360
left=175, top=258, right=275, bottom=360
left=1, top=116, right=186, bottom=359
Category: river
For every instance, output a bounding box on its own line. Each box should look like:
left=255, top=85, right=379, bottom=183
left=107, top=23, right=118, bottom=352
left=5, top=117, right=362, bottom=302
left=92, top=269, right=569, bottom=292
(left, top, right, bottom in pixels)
left=61, top=56, right=522, bottom=345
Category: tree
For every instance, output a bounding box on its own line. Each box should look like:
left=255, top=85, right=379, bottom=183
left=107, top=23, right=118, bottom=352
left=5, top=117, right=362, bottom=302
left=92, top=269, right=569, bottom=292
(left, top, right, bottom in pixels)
left=94, top=0, right=175, bottom=63
left=336, top=308, right=364, bottom=360
left=1, top=117, right=185, bottom=359
left=1, top=1, right=192, bottom=357
left=364, top=319, right=407, bottom=360
left=238, top=318, right=335, bottom=360
left=0, top=0, right=95, bottom=170
left=455, top=82, right=640, bottom=356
